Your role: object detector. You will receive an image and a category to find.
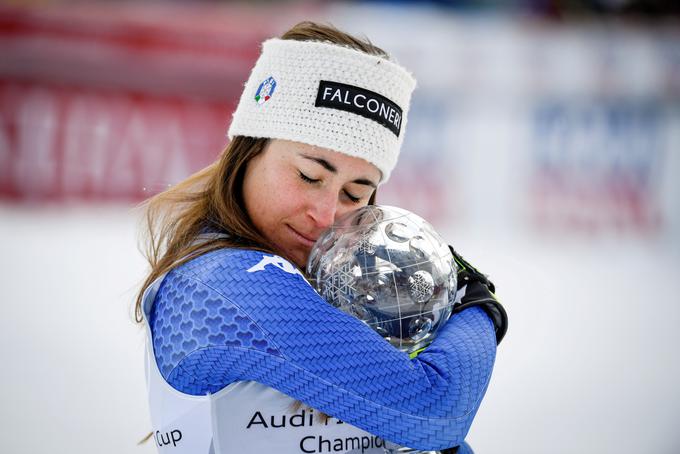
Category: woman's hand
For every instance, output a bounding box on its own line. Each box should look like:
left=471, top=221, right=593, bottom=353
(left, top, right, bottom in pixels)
left=449, top=247, right=508, bottom=345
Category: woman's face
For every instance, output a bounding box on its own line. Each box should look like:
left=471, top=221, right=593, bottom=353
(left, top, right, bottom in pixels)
left=242, top=139, right=381, bottom=269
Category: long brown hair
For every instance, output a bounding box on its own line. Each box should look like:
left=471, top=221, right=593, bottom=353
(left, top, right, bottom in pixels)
left=134, top=21, right=387, bottom=323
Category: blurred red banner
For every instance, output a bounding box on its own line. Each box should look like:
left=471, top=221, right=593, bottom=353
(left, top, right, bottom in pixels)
left=0, top=4, right=310, bottom=202
left=0, top=80, right=232, bottom=201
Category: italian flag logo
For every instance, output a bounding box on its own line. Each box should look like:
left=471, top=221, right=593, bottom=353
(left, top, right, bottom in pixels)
left=255, top=76, right=277, bottom=104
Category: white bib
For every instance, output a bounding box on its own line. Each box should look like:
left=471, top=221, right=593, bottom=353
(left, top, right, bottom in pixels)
left=142, top=275, right=387, bottom=454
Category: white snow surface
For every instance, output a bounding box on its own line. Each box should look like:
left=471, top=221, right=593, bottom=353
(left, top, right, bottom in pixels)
left=0, top=205, right=678, bottom=454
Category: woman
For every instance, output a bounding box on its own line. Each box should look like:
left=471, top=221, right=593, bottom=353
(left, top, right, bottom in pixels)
left=136, top=22, right=506, bottom=454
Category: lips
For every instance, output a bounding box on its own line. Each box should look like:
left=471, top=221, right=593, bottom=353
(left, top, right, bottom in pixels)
left=287, top=225, right=318, bottom=247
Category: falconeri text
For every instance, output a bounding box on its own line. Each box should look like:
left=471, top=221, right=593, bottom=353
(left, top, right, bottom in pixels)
left=315, top=80, right=403, bottom=136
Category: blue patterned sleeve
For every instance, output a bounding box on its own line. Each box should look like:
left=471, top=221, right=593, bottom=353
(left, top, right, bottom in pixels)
left=148, top=248, right=497, bottom=451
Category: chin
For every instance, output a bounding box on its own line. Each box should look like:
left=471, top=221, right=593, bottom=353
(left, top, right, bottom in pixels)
left=275, top=245, right=307, bottom=271
left=291, top=255, right=307, bottom=271
left=290, top=250, right=310, bottom=271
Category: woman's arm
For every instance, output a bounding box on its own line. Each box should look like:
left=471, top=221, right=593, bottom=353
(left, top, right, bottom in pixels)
left=148, top=248, right=497, bottom=450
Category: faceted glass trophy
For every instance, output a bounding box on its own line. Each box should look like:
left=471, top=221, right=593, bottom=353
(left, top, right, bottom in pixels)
left=307, top=205, right=457, bottom=354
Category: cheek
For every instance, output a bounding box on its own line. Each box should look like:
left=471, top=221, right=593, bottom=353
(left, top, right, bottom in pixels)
left=274, top=181, right=306, bottom=215
left=249, top=176, right=304, bottom=226
left=335, top=201, right=366, bottom=222
left=244, top=170, right=275, bottom=228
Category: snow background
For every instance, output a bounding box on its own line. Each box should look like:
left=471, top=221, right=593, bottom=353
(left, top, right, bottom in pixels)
left=1, top=4, right=679, bottom=453
left=1, top=204, right=678, bottom=454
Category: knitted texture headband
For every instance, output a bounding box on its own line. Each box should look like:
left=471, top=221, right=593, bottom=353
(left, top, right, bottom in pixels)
left=227, top=38, right=417, bottom=182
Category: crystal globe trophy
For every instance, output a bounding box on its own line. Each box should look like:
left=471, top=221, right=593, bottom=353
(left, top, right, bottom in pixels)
left=307, top=205, right=458, bottom=354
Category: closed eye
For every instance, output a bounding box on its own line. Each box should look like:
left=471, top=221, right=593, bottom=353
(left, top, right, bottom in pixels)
left=343, top=190, right=361, bottom=204
left=298, top=171, right=320, bottom=184
left=299, top=170, right=363, bottom=203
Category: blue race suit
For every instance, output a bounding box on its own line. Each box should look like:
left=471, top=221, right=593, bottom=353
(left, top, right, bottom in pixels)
left=145, top=248, right=496, bottom=452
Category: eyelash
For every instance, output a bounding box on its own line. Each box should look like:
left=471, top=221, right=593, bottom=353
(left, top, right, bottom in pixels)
left=344, top=191, right=361, bottom=204
left=298, top=171, right=361, bottom=204
left=298, top=171, right=319, bottom=184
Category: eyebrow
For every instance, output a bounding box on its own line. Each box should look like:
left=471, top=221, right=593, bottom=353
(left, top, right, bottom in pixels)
left=301, top=154, right=377, bottom=188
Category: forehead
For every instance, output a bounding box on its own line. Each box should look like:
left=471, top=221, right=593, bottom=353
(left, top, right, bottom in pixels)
left=265, top=139, right=381, bottom=182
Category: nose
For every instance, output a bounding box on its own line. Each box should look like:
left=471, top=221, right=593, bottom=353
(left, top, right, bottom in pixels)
left=306, top=191, right=338, bottom=230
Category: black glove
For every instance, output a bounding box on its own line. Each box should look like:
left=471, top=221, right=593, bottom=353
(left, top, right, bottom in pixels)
left=450, top=246, right=508, bottom=345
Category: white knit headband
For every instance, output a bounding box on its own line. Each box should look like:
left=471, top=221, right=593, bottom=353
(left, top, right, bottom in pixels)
left=227, top=38, right=417, bottom=182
